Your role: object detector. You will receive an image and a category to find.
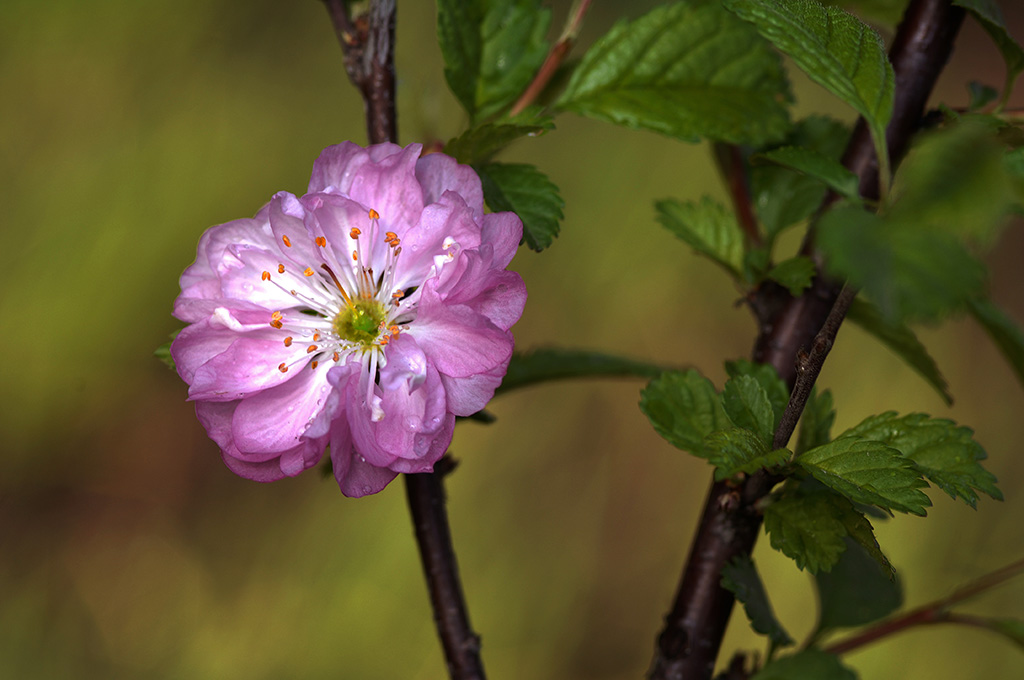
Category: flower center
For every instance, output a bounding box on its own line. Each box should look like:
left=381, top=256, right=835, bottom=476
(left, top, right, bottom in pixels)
left=334, top=297, right=388, bottom=347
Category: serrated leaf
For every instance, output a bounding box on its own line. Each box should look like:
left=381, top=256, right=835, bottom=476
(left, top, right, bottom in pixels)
left=641, top=370, right=731, bottom=458
left=705, top=428, right=789, bottom=480
left=656, top=197, right=745, bottom=276
left=969, top=297, right=1024, bottom=392
left=764, top=491, right=849, bottom=573
left=845, top=412, right=1002, bottom=507
left=721, top=556, right=795, bottom=647
left=726, top=0, right=894, bottom=160
left=753, top=648, right=857, bottom=680
left=754, top=146, right=860, bottom=200
left=815, top=536, right=902, bottom=633
left=835, top=496, right=893, bottom=576
left=982, top=617, right=1024, bottom=652
left=796, top=388, right=835, bottom=455
left=953, top=0, right=1024, bottom=95
left=722, top=375, right=776, bottom=445
left=752, top=116, right=851, bottom=239
left=797, top=437, right=931, bottom=515
left=846, top=297, right=952, bottom=405
left=437, top=0, right=551, bottom=122
left=818, top=203, right=987, bottom=323
left=725, top=360, right=790, bottom=434
left=497, top=348, right=668, bottom=395
left=444, top=116, right=554, bottom=164
left=556, top=1, right=791, bottom=144
left=766, top=256, right=816, bottom=296
left=476, top=162, right=563, bottom=251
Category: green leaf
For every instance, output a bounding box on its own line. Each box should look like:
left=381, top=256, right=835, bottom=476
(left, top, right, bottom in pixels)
left=476, top=162, right=563, bottom=251
left=845, top=297, right=952, bottom=405
left=764, top=490, right=850, bottom=573
left=656, top=197, right=745, bottom=277
left=796, top=388, right=835, bottom=456
left=437, top=0, right=551, bottom=122
left=725, top=359, right=790, bottom=433
left=766, top=256, right=816, bottom=296
left=845, top=412, right=1002, bottom=507
left=835, top=496, right=894, bottom=576
left=981, top=617, right=1024, bottom=652
left=556, top=1, right=791, bottom=144
left=443, top=116, right=554, bottom=164
left=752, top=116, right=851, bottom=239
left=722, top=375, right=775, bottom=445
left=753, top=648, right=857, bottom=680
left=705, top=428, right=790, bottom=480
left=797, top=436, right=931, bottom=515
left=968, top=81, right=1000, bottom=111
left=953, top=0, right=1024, bottom=95
left=969, top=297, right=1024, bottom=392
left=818, top=203, right=987, bottom=323
left=725, top=0, right=894, bottom=160
left=721, top=556, right=794, bottom=647
left=815, top=537, right=902, bottom=633
left=641, top=370, right=731, bottom=458
left=888, top=122, right=1014, bottom=245
left=754, top=146, right=860, bottom=201
left=497, top=348, right=668, bottom=395
left=154, top=329, right=181, bottom=370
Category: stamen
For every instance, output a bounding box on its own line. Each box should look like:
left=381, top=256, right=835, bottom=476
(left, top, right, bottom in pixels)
left=349, top=228, right=361, bottom=239
left=333, top=352, right=340, bottom=362
left=369, top=209, right=380, bottom=220
left=315, top=236, right=327, bottom=247
left=282, top=235, right=292, bottom=247
left=284, top=337, right=293, bottom=347
left=303, top=267, right=315, bottom=277
left=278, top=363, right=288, bottom=373
left=278, top=264, right=285, bottom=274
left=311, top=360, right=319, bottom=369
left=313, top=332, right=320, bottom=341
left=307, top=345, right=318, bottom=353
left=261, top=271, right=271, bottom=281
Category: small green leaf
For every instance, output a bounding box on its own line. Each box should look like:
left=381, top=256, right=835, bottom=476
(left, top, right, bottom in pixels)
left=725, top=0, right=894, bottom=161
left=656, top=197, right=745, bottom=277
left=818, top=203, right=987, bottom=323
left=981, top=617, right=1024, bottom=652
left=437, top=0, right=551, bottom=122
left=845, top=412, right=1002, bottom=507
left=155, top=329, right=181, bottom=370
left=705, top=428, right=790, bottom=480
left=796, top=388, right=835, bottom=456
left=833, top=488, right=894, bottom=575
left=845, top=297, right=952, bottom=405
left=753, top=648, right=857, bottom=680
left=953, top=0, right=1024, bottom=97
left=641, top=370, right=731, bottom=458
left=722, top=375, right=776, bottom=445
left=476, top=162, right=563, bottom=251
left=443, top=116, right=554, bottom=164
left=754, top=146, right=860, bottom=200
left=968, top=81, right=1000, bottom=111
left=556, top=1, right=791, bottom=144
left=752, top=116, right=851, bottom=239
left=968, top=297, right=1024, bottom=392
left=797, top=437, right=931, bottom=515
left=497, top=348, right=668, bottom=395
left=815, top=537, right=902, bottom=633
left=766, top=256, right=816, bottom=296
left=764, top=490, right=849, bottom=573
left=721, top=556, right=794, bottom=647
left=725, top=360, right=790, bottom=434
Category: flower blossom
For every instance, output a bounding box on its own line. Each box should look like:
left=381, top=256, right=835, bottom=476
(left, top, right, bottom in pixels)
left=171, top=142, right=526, bottom=496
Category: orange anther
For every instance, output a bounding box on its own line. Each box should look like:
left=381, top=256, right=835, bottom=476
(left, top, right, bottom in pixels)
left=284, top=337, right=293, bottom=347
left=271, top=311, right=283, bottom=321
left=389, top=325, right=399, bottom=335
left=303, top=267, right=314, bottom=277
left=282, top=235, right=292, bottom=247
left=349, top=227, right=361, bottom=239
left=368, top=208, right=379, bottom=220
left=352, top=250, right=358, bottom=261
left=278, top=363, right=288, bottom=373
left=311, top=360, right=319, bottom=369
left=307, top=345, right=318, bottom=353
left=333, top=352, right=340, bottom=362
left=315, top=236, right=327, bottom=247
left=270, top=320, right=283, bottom=329
left=262, top=271, right=271, bottom=281
left=278, top=264, right=285, bottom=274
left=312, top=332, right=320, bottom=342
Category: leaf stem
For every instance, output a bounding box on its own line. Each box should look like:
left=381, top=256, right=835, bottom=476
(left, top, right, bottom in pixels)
left=508, top=0, right=593, bottom=117
left=714, top=143, right=763, bottom=249
left=823, top=557, right=1024, bottom=656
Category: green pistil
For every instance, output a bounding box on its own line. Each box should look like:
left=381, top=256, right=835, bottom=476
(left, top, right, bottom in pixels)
left=334, top=298, right=387, bottom=346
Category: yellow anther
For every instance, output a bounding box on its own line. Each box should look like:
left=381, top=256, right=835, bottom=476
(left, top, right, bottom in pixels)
left=303, top=267, right=314, bottom=277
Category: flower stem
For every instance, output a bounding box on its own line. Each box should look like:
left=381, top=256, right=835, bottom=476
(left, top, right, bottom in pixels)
left=647, top=2, right=966, bottom=679
left=508, top=0, right=593, bottom=117
left=405, top=459, right=487, bottom=680
left=824, top=557, right=1024, bottom=656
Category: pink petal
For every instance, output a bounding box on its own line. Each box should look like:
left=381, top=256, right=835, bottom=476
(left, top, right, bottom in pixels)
left=231, top=364, right=334, bottom=454
left=481, top=211, right=523, bottom=269
left=410, top=292, right=514, bottom=378
left=415, top=152, right=485, bottom=221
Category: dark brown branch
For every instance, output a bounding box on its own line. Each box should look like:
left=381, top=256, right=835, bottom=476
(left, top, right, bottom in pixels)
left=405, top=459, right=487, bottom=680
left=714, top=143, right=762, bottom=248
left=648, top=2, right=966, bottom=679
left=322, top=0, right=397, bottom=145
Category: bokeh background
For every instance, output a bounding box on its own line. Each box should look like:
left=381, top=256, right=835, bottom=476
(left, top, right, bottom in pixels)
left=2, top=1, right=1023, bottom=678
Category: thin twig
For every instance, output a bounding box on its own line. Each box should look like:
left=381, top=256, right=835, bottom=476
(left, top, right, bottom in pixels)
left=647, top=2, right=966, bottom=679
left=714, top=143, right=762, bottom=248
left=508, top=0, right=593, bottom=117
left=824, top=557, right=1024, bottom=656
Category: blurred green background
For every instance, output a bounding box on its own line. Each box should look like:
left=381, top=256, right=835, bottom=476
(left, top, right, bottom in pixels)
left=2, top=1, right=1023, bottom=678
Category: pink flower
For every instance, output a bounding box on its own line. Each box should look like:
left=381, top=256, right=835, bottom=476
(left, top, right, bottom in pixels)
left=171, top=142, right=526, bottom=496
